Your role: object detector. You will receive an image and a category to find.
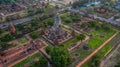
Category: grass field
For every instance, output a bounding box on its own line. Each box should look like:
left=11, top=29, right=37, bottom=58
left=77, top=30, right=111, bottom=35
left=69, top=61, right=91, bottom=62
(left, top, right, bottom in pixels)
left=87, top=29, right=116, bottom=49
left=69, top=27, right=116, bottom=67
left=63, top=35, right=80, bottom=49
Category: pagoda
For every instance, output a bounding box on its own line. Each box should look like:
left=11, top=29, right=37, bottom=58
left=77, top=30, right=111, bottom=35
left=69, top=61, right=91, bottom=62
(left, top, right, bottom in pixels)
left=42, top=13, right=73, bottom=45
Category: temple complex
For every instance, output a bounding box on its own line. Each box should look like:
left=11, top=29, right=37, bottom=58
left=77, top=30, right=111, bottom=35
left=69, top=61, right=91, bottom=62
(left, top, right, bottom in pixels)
left=42, top=13, right=74, bottom=45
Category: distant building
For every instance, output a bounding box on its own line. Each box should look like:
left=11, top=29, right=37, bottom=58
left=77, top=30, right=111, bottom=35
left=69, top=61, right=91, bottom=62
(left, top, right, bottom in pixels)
left=96, top=8, right=107, bottom=13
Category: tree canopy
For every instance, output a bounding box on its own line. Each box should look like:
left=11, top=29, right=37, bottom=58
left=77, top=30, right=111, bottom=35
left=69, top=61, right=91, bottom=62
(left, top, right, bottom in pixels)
left=77, top=34, right=86, bottom=41
left=0, top=0, right=16, bottom=4
left=29, top=32, right=39, bottom=39
left=50, top=46, right=72, bottom=67
left=30, top=57, right=48, bottom=67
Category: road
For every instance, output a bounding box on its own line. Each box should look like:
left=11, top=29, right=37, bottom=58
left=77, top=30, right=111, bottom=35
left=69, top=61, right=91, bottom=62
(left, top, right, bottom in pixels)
left=0, top=17, right=32, bottom=29
left=0, top=2, right=70, bottom=29
left=1, top=5, right=119, bottom=29
left=67, top=6, right=120, bottom=26
left=76, top=32, right=118, bottom=67
left=0, top=14, right=44, bottom=29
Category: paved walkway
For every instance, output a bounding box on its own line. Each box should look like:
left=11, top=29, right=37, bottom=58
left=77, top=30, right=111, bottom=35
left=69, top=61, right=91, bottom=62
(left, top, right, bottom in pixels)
left=67, top=6, right=120, bottom=26
left=76, top=32, right=119, bottom=67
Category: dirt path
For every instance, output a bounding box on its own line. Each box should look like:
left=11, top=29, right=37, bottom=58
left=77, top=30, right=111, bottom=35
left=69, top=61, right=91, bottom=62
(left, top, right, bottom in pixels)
left=76, top=32, right=119, bottom=67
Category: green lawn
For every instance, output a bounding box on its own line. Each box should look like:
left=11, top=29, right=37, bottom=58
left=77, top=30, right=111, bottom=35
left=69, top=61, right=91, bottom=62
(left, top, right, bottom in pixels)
left=63, top=35, right=80, bottom=49
left=13, top=52, right=41, bottom=67
left=69, top=28, right=116, bottom=67
left=60, top=12, right=70, bottom=17
left=19, top=38, right=28, bottom=45
left=87, top=29, right=116, bottom=49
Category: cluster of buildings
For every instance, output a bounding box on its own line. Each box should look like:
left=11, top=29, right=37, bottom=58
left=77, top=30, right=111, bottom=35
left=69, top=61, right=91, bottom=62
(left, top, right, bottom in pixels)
left=0, top=38, right=45, bottom=67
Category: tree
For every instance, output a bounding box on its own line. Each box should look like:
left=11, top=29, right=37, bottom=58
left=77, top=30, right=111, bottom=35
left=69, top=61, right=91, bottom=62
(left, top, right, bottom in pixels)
left=0, top=33, right=15, bottom=42
left=36, top=8, right=44, bottom=14
left=102, top=23, right=111, bottom=31
left=0, top=42, right=7, bottom=50
left=0, top=28, right=3, bottom=34
left=27, top=9, right=35, bottom=16
left=50, top=46, right=72, bottom=67
left=30, top=57, right=47, bottom=67
left=89, top=21, right=97, bottom=27
left=29, top=32, right=39, bottom=39
left=81, top=22, right=89, bottom=28
left=64, top=18, right=73, bottom=24
left=90, top=55, right=100, bottom=67
left=0, top=0, right=15, bottom=4
left=45, top=46, right=52, bottom=54
left=115, top=62, right=120, bottom=67
left=77, top=34, right=86, bottom=41
left=115, top=59, right=120, bottom=67
left=44, top=18, right=54, bottom=26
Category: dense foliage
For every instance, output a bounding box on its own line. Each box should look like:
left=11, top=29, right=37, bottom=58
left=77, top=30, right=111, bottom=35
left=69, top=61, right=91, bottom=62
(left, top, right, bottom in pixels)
left=77, top=34, right=86, bottom=41
left=45, top=46, right=52, bottom=54
left=50, top=46, right=72, bottom=67
left=30, top=57, right=48, bottom=67
left=29, top=31, right=39, bottom=39
left=90, top=55, right=100, bottom=67
left=115, top=62, right=120, bottom=67
left=0, top=0, right=16, bottom=4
